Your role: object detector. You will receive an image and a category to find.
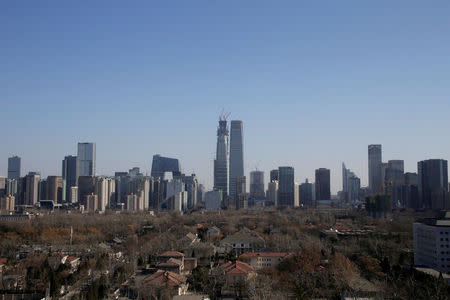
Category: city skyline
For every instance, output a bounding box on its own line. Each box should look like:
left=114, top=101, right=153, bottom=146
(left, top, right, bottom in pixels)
left=2, top=2, right=450, bottom=193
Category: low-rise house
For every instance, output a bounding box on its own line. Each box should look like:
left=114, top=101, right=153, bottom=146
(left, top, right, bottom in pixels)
left=142, top=270, right=188, bottom=296
left=239, top=252, right=293, bottom=270
left=219, top=261, right=255, bottom=295
left=48, top=254, right=80, bottom=272
left=0, top=258, right=7, bottom=273
left=220, top=229, right=266, bottom=256
left=158, top=251, right=185, bottom=265
left=183, top=242, right=216, bottom=267
left=157, top=258, right=184, bottom=274
left=183, top=258, right=198, bottom=275
left=179, top=232, right=200, bottom=248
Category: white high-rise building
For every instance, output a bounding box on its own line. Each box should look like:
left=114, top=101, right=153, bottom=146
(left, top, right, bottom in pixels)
left=77, top=143, right=96, bottom=177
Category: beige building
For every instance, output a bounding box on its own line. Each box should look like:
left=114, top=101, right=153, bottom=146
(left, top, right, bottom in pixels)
left=239, top=252, right=293, bottom=270
left=0, top=195, right=15, bottom=212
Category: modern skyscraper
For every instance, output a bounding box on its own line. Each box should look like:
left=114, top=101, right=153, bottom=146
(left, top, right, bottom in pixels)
left=62, top=155, right=78, bottom=201
left=315, top=168, right=331, bottom=201
left=214, top=119, right=229, bottom=198
left=342, top=163, right=361, bottom=203
left=385, top=160, right=405, bottom=207
left=181, top=174, right=198, bottom=209
left=7, top=156, right=21, bottom=180
left=368, top=144, right=382, bottom=194
left=268, top=180, right=278, bottom=206
left=250, top=171, right=265, bottom=199
left=229, top=120, right=244, bottom=203
left=278, top=167, right=295, bottom=206
left=300, top=179, right=315, bottom=206
left=270, top=169, right=279, bottom=182
left=151, top=155, right=181, bottom=179
left=418, top=159, right=449, bottom=210
left=77, top=143, right=96, bottom=177
left=77, top=176, right=96, bottom=206
left=236, top=176, right=247, bottom=210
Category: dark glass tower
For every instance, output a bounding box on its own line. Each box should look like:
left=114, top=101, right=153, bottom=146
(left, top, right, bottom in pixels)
left=229, top=120, right=244, bottom=203
left=214, top=119, right=229, bottom=198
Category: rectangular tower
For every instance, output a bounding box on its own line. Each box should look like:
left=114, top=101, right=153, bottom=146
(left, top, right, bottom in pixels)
left=229, top=120, right=244, bottom=203
left=77, top=143, right=96, bottom=177
left=368, top=144, right=382, bottom=194
left=278, top=167, right=295, bottom=206
left=8, top=156, right=21, bottom=180
left=418, top=159, right=448, bottom=209
left=315, top=168, right=331, bottom=200
left=62, top=155, right=78, bottom=202
left=214, top=119, right=229, bottom=198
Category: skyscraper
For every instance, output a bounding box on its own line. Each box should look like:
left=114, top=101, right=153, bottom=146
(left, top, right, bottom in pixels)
left=385, top=160, right=405, bottom=207
left=77, top=143, right=96, bottom=177
left=315, top=168, right=331, bottom=201
left=151, top=155, right=181, bottom=179
left=270, top=169, right=279, bottom=182
left=62, top=155, right=78, bottom=202
left=278, top=166, right=295, bottom=206
left=418, top=159, right=449, bottom=209
left=229, top=120, right=244, bottom=203
left=342, top=163, right=361, bottom=203
left=300, top=179, right=315, bottom=206
left=46, top=176, right=64, bottom=203
left=236, top=176, right=247, bottom=210
left=214, top=119, right=229, bottom=198
left=7, top=156, right=21, bottom=180
left=250, top=171, right=265, bottom=199
left=368, top=144, right=382, bottom=194
left=24, top=172, right=40, bottom=205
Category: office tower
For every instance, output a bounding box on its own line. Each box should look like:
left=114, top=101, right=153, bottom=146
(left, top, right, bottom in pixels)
left=381, top=162, right=388, bottom=192
left=278, top=167, right=295, bottom=206
left=181, top=174, right=198, bottom=209
left=229, top=120, right=244, bottom=202
left=0, top=195, right=15, bottom=212
left=342, top=163, right=361, bottom=203
left=62, top=155, right=78, bottom=202
left=250, top=171, right=265, bottom=199
left=205, top=190, right=222, bottom=211
left=402, top=172, right=419, bottom=209
left=46, top=176, right=64, bottom=203
left=214, top=119, right=229, bottom=198
left=86, top=194, right=98, bottom=212
left=197, top=184, right=205, bottom=204
left=39, top=179, right=47, bottom=200
left=77, top=142, right=96, bottom=177
left=268, top=181, right=278, bottom=206
left=368, top=144, right=382, bottom=194
left=270, top=169, right=279, bottom=182
left=418, top=159, right=449, bottom=210
left=24, top=172, right=40, bottom=205
left=78, top=176, right=96, bottom=206
left=70, top=186, right=78, bottom=204
left=162, top=179, right=187, bottom=211
left=236, top=176, right=247, bottom=210
left=315, top=168, right=331, bottom=201
left=385, top=160, right=405, bottom=207
left=151, top=155, right=181, bottom=179
left=114, top=172, right=129, bottom=206
left=149, top=177, right=163, bottom=209
left=8, top=156, right=21, bottom=180
left=0, top=176, right=5, bottom=197
left=300, top=179, right=315, bottom=206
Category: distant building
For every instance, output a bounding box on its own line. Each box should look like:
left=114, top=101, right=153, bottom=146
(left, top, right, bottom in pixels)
left=250, top=171, right=265, bottom=199
left=229, top=120, right=244, bottom=204
left=270, top=169, right=279, bottom=182
left=205, top=190, right=222, bottom=211
left=403, top=172, right=419, bottom=209
left=181, top=174, right=198, bottom=209
left=236, top=176, right=247, bottom=210
left=299, top=179, right=315, bottom=206
left=96, top=177, right=115, bottom=211
left=86, top=193, right=98, bottom=212
left=7, top=156, right=21, bottom=180
left=239, top=252, right=293, bottom=270
left=78, top=176, right=96, bottom=206
left=342, top=163, right=361, bottom=203
left=385, top=160, right=405, bottom=208
left=414, top=212, right=450, bottom=275
left=126, top=194, right=138, bottom=211
left=62, top=155, right=77, bottom=202
left=6, top=179, right=17, bottom=199
left=46, top=176, right=64, bottom=203
left=214, top=119, right=229, bottom=198
left=24, top=172, right=40, bottom=205
left=162, top=179, right=187, bottom=212
left=368, top=144, right=383, bottom=194
left=0, top=176, right=5, bottom=197
left=315, top=168, right=330, bottom=201
left=278, top=167, right=295, bottom=207
left=267, top=180, right=278, bottom=206
left=70, top=186, right=78, bottom=204
left=151, top=155, right=181, bottom=179
left=77, top=142, right=96, bottom=177
left=418, top=159, right=449, bottom=210
left=128, top=177, right=148, bottom=210
left=0, top=195, right=15, bottom=212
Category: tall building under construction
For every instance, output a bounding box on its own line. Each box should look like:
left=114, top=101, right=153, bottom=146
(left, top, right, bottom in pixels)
left=214, top=114, right=230, bottom=198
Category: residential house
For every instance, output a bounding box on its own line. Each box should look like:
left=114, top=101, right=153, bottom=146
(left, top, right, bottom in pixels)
left=220, top=229, right=266, bottom=256
left=239, top=252, right=293, bottom=270
left=142, top=270, right=188, bottom=296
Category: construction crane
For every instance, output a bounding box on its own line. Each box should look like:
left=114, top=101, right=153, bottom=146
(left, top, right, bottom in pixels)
left=219, top=109, right=231, bottom=121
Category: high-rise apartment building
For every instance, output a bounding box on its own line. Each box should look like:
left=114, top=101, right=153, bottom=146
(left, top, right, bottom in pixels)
left=342, top=163, right=361, bottom=203
left=24, top=172, right=40, bottom=205
left=268, top=180, right=278, bottom=206
left=8, top=156, right=21, bottom=180
left=46, top=176, right=64, bottom=203
left=62, top=155, right=78, bottom=202
left=229, top=120, right=244, bottom=203
left=299, top=179, right=315, bottom=206
left=181, top=174, right=198, bottom=209
left=315, top=168, right=331, bottom=201
left=236, top=176, right=247, bottom=210
left=368, top=144, right=382, bottom=194
left=250, top=171, right=265, bottom=199
left=418, top=159, right=449, bottom=210
left=77, top=143, right=96, bottom=177
left=0, top=195, right=15, bottom=212
left=278, top=167, right=295, bottom=206
left=214, top=119, right=229, bottom=198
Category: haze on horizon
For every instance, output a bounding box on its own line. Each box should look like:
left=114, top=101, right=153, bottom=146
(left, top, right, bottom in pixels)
left=1, top=1, right=450, bottom=193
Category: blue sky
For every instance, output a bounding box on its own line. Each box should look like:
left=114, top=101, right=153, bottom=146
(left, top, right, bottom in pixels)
left=1, top=1, right=450, bottom=193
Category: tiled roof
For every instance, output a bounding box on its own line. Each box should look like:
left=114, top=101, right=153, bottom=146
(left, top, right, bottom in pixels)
left=157, top=258, right=183, bottom=268
left=240, top=252, right=292, bottom=259
left=220, top=261, right=254, bottom=275
left=66, top=256, right=80, bottom=263
left=143, top=270, right=186, bottom=287
left=159, top=251, right=185, bottom=258
left=0, top=258, right=7, bottom=265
